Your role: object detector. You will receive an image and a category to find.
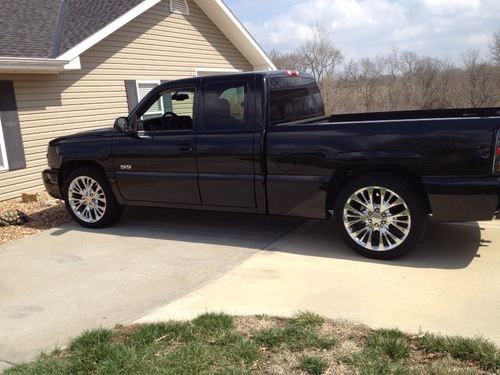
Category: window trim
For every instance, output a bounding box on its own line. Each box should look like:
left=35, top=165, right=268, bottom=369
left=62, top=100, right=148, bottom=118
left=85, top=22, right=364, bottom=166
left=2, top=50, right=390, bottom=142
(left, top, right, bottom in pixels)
left=195, top=68, right=242, bottom=77
left=0, top=115, right=9, bottom=171
left=136, top=80, right=163, bottom=117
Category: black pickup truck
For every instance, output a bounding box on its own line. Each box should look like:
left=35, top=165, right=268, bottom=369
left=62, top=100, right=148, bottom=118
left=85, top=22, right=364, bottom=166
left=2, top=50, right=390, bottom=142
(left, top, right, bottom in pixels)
left=43, top=70, right=500, bottom=259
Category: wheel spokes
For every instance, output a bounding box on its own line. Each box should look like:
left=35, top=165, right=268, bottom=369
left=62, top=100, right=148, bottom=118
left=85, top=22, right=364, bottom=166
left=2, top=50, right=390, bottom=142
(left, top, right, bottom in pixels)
left=343, top=186, right=411, bottom=252
left=68, top=176, right=107, bottom=224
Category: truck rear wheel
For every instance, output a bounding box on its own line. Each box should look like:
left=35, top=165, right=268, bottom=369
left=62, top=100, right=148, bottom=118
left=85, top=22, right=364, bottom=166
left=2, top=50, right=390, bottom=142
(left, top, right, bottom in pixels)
left=333, top=175, right=427, bottom=260
left=63, top=166, right=123, bottom=228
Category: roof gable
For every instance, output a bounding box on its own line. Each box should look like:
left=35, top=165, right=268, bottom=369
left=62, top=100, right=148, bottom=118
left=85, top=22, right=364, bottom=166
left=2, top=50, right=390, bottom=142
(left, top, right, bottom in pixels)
left=0, top=0, right=145, bottom=59
left=0, top=0, right=275, bottom=71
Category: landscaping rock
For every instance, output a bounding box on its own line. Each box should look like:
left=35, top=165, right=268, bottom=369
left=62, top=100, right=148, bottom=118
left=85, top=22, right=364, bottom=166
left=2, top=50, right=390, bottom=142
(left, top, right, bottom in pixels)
left=21, top=193, right=39, bottom=203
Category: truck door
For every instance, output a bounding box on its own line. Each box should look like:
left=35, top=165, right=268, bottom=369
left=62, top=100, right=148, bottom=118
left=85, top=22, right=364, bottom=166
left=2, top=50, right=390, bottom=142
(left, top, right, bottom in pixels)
left=113, top=85, right=200, bottom=205
left=196, top=77, right=257, bottom=209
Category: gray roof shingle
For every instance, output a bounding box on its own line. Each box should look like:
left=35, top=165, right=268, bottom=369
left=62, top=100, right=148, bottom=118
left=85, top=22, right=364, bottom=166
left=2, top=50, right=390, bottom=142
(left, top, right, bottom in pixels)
left=0, top=0, right=61, bottom=58
left=0, top=0, right=145, bottom=58
left=58, top=0, right=144, bottom=56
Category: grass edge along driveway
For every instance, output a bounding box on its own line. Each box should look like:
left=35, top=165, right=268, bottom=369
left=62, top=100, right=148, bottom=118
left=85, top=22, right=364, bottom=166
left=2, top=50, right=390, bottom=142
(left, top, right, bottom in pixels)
left=5, top=312, right=500, bottom=375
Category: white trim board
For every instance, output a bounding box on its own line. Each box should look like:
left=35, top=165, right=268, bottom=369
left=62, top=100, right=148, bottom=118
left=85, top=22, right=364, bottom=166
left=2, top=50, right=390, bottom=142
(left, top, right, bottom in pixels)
left=195, top=68, right=242, bottom=76
left=0, top=57, right=68, bottom=74
left=58, top=0, right=163, bottom=61
left=0, top=116, right=9, bottom=171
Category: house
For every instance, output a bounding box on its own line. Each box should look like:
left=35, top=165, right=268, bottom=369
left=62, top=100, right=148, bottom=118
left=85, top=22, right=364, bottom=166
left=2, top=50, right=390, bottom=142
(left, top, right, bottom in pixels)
left=0, top=0, right=275, bottom=201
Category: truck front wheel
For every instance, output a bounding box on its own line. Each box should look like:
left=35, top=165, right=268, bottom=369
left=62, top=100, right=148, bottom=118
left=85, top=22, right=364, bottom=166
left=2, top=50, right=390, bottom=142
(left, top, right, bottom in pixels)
left=63, top=166, right=123, bottom=228
left=334, top=175, right=427, bottom=260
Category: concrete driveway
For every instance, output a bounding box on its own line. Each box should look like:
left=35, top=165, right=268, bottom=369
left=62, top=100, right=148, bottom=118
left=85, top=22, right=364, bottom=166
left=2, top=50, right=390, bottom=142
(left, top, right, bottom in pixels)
left=138, top=219, right=500, bottom=346
left=0, top=208, right=303, bottom=366
left=1, top=208, right=499, bottom=369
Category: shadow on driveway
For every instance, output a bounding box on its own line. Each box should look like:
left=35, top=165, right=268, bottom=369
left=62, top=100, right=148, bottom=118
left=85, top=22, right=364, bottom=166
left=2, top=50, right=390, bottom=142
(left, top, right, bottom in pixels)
left=51, top=207, right=485, bottom=270
left=0, top=207, right=490, bottom=364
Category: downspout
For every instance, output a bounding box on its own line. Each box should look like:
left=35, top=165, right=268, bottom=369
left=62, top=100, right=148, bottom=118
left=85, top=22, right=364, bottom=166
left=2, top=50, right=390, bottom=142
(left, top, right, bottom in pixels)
left=50, top=0, right=67, bottom=58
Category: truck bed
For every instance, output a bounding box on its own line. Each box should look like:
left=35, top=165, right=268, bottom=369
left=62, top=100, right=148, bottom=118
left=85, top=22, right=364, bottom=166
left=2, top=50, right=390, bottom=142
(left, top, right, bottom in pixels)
left=277, top=108, right=500, bottom=128
left=325, top=107, right=500, bottom=123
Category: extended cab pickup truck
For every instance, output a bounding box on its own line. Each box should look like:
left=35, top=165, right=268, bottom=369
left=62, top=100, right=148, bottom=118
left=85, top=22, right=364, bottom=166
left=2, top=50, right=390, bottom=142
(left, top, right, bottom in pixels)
left=43, top=70, right=500, bottom=259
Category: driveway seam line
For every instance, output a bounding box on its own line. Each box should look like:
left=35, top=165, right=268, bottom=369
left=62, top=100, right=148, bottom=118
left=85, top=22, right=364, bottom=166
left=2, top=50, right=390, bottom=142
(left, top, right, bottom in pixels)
left=0, top=359, right=16, bottom=365
left=261, top=220, right=312, bottom=251
left=128, top=219, right=310, bottom=325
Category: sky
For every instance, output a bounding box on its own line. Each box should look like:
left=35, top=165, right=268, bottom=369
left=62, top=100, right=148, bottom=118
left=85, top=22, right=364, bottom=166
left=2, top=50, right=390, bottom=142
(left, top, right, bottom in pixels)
left=224, top=0, right=500, bottom=62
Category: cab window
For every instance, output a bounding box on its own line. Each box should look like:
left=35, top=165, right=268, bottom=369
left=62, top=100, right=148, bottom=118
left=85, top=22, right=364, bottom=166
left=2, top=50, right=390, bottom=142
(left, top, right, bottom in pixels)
left=202, top=82, right=248, bottom=131
left=270, top=77, right=325, bottom=125
left=137, top=87, right=195, bottom=132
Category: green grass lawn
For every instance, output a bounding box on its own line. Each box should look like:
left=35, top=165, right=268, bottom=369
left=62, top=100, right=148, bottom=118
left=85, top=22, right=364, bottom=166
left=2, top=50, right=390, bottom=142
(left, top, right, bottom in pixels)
left=5, top=312, right=499, bottom=374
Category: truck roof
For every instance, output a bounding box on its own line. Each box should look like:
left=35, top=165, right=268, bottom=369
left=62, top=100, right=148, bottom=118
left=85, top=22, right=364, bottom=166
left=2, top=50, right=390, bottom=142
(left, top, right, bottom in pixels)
left=161, top=70, right=315, bottom=87
left=246, top=70, right=315, bottom=79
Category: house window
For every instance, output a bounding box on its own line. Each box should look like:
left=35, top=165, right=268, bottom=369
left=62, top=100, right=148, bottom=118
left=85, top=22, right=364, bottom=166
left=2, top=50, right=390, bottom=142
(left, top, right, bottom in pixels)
left=137, top=81, right=163, bottom=119
left=0, top=81, right=25, bottom=171
left=170, top=0, right=189, bottom=15
left=0, top=116, right=8, bottom=171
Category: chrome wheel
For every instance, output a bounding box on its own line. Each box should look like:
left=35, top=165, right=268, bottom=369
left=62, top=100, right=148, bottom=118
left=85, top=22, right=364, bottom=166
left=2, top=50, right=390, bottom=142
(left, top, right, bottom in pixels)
left=68, top=176, right=107, bottom=224
left=343, top=186, right=411, bottom=252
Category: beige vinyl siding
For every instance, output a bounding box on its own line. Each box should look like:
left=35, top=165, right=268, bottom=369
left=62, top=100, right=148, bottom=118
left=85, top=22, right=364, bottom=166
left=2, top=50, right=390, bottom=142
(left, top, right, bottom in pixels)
left=173, top=97, right=194, bottom=117
left=0, top=0, right=252, bottom=200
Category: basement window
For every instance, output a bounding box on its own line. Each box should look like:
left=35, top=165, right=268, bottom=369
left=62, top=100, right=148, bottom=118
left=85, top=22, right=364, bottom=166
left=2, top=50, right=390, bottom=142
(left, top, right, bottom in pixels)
left=170, top=0, right=189, bottom=15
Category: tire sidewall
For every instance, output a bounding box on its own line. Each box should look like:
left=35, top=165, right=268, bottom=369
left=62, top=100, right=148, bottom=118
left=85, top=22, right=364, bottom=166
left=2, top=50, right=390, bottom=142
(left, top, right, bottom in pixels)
left=63, top=167, right=122, bottom=228
left=334, top=175, right=426, bottom=260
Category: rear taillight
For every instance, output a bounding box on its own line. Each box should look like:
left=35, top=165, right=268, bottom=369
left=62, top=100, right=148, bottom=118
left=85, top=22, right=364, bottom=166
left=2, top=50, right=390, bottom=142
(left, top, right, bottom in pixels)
left=285, top=70, right=300, bottom=77
left=494, top=131, right=500, bottom=174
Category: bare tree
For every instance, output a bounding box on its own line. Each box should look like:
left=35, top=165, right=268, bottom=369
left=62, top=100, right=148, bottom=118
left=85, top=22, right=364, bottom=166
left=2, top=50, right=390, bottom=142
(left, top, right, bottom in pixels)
left=414, top=57, right=452, bottom=109
left=397, top=51, right=421, bottom=108
left=491, top=30, right=500, bottom=65
left=461, top=49, right=496, bottom=107
left=383, top=50, right=454, bottom=110
left=271, top=23, right=344, bottom=111
left=297, top=24, right=344, bottom=83
left=269, top=49, right=307, bottom=72
left=346, top=57, right=386, bottom=111
left=270, top=40, right=500, bottom=114
left=384, top=49, right=403, bottom=109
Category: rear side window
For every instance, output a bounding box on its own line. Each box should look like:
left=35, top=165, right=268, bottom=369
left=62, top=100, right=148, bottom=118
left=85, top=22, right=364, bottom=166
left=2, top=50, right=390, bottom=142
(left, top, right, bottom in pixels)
left=203, top=81, right=248, bottom=131
left=269, top=77, right=325, bottom=125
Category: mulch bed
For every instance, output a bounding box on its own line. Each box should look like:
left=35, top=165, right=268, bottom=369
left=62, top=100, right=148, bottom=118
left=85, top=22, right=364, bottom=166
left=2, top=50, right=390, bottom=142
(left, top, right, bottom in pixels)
left=0, top=194, right=70, bottom=246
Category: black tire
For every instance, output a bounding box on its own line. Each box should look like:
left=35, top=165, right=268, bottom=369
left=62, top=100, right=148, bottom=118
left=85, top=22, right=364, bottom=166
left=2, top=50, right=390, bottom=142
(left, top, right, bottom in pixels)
left=333, top=175, right=427, bottom=260
left=63, top=166, right=123, bottom=228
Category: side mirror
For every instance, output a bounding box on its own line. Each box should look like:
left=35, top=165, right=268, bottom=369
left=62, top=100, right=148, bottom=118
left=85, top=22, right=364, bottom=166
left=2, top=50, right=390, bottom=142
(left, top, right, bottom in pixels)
left=114, top=117, right=135, bottom=134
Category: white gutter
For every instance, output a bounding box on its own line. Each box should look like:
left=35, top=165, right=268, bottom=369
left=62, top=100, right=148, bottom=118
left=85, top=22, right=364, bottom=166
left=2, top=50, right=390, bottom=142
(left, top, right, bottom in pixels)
left=0, top=57, right=69, bottom=74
